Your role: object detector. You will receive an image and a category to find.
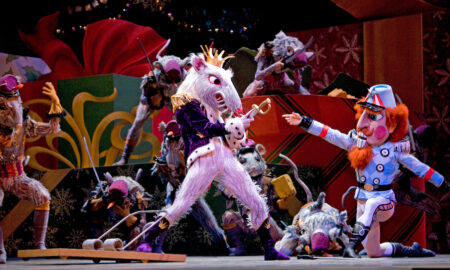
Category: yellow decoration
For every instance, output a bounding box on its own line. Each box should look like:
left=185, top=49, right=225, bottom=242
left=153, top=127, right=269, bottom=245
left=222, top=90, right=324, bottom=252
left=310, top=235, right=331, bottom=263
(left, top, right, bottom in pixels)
left=271, top=174, right=297, bottom=198
left=24, top=88, right=161, bottom=170
left=277, top=196, right=302, bottom=217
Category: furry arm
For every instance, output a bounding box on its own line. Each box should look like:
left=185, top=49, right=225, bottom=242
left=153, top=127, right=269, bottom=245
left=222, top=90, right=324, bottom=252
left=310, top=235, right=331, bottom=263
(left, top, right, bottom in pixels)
left=25, top=118, right=60, bottom=137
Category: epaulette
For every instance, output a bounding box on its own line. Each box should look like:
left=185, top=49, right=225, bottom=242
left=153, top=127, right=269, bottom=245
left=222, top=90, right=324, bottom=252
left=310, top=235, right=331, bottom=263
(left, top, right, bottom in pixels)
left=171, top=93, right=195, bottom=112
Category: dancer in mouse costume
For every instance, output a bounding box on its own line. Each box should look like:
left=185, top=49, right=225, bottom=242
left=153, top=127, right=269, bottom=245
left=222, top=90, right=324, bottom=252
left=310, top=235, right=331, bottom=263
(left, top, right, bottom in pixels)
left=137, top=47, right=289, bottom=260
left=283, top=84, right=447, bottom=258
left=0, top=75, right=64, bottom=263
left=114, top=40, right=190, bottom=166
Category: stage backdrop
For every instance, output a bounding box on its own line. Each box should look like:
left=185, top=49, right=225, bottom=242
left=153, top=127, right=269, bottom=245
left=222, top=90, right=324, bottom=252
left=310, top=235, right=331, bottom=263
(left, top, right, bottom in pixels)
left=3, top=10, right=447, bottom=255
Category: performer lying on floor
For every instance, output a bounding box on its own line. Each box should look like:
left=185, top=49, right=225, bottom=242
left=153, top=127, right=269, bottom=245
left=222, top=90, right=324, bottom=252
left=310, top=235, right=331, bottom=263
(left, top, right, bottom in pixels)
left=283, top=84, right=447, bottom=258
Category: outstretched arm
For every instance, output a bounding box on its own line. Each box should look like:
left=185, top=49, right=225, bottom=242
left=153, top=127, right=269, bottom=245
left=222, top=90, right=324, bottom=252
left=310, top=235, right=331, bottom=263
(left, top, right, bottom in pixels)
left=26, top=82, right=63, bottom=137
left=114, top=102, right=152, bottom=165
left=397, top=153, right=444, bottom=188
left=283, top=112, right=355, bottom=151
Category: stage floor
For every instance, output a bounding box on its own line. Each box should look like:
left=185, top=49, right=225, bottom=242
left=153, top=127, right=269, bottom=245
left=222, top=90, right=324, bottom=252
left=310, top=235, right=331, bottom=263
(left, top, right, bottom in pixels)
left=3, top=255, right=450, bottom=270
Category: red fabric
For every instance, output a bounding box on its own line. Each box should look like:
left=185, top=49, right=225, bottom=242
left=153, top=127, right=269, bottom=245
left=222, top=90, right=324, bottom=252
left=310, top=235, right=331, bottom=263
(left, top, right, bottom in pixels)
left=19, top=12, right=167, bottom=81
left=423, top=168, right=435, bottom=181
left=83, top=19, right=167, bottom=77
left=318, top=125, right=329, bottom=138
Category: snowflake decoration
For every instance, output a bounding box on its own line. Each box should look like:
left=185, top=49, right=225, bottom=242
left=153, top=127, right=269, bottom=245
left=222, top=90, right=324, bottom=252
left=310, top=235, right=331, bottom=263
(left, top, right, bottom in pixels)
left=195, top=227, right=212, bottom=245
left=435, top=58, right=450, bottom=87
left=442, top=33, right=450, bottom=48
left=335, top=34, right=362, bottom=64
left=116, top=166, right=137, bottom=179
left=65, top=229, right=87, bottom=248
left=74, top=168, right=90, bottom=180
left=44, top=226, right=59, bottom=248
left=328, top=26, right=340, bottom=33
left=51, top=188, right=76, bottom=217
left=147, top=186, right=166, bottom=210
left=313, top=72, right=330, bottom=90
left=5, top=235, right=22, bottom=255
left=427, top=105, right=450, bottom=134
left=310, top=43, right=326, bottom=66
left=165, top=221, right=187, bottom=250
left=432, top=11, right=445, bottom=21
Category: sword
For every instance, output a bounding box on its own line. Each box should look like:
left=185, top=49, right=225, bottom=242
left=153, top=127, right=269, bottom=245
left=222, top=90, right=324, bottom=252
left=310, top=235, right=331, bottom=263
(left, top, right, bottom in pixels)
left=136, top=37, right=157, bottom=81
left=282, top=36, right=313, bottom=66
left=83, top=137, right=105, bottom=194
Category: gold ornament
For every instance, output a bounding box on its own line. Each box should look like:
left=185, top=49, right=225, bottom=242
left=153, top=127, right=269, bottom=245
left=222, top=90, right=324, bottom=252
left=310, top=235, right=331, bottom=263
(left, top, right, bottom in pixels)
left=200, top=45, right=234, bottom=68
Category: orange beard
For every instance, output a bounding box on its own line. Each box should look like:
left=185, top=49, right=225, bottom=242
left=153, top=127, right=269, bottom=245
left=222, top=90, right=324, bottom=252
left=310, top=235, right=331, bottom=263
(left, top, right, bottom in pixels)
left=348, top=146, right=373, bottom=170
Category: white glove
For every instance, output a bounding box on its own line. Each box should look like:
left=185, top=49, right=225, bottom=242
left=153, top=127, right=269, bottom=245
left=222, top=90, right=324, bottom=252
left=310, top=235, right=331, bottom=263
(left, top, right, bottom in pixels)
left=225, top=117, right=246, bottom=149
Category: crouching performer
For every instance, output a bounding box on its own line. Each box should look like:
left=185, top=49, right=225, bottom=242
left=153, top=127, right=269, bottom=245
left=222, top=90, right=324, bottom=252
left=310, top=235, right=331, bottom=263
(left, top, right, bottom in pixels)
left=0, top=75, right=64, bottom=263
left=283, top=84, right=447, bottom=258
left=137, top=50, right=289, bottom=260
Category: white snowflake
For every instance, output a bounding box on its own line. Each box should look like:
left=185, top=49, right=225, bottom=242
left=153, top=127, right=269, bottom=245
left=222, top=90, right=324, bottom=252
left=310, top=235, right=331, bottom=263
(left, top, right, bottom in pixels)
left=51, top=188, right=76, bottom=217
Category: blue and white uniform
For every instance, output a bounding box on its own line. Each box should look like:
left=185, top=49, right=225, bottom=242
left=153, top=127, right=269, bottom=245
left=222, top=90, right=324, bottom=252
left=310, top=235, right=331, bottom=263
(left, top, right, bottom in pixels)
left=305, top=120, right=444, bottom=202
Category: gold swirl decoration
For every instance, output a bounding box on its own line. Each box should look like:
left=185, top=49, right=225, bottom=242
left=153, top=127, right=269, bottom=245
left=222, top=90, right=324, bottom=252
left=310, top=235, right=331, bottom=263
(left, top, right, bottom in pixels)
left=24, top=88, right=160, bottom=170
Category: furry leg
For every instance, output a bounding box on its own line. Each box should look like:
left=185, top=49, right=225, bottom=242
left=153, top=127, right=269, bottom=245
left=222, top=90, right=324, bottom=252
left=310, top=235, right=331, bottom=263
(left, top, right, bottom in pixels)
left=164, top=154, right=219, bottom=224
left=220, top=157, right=268, bottom=228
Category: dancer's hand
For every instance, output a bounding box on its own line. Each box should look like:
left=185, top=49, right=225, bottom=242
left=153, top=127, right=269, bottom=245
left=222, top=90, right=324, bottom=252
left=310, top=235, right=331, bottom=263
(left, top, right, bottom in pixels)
left=282, top=112, right=302, bottom=126
left=42, top=82, right=63, bottom=114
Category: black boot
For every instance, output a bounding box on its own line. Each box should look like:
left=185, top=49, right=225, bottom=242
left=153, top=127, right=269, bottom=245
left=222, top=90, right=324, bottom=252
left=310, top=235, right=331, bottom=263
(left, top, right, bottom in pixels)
left=391, top=242, right=435, bottom=257
left=343, top=222, right=370, bottom=258
left=137, top=217, right=170, bottom=253
left=224, top=225, right=247, bottom=256
left=256, top=218, right=290, bottom=260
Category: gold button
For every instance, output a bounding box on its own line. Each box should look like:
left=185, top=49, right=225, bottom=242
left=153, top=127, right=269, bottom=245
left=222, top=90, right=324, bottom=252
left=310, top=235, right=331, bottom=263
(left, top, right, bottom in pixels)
left=364, top=184, right=374, bottom=191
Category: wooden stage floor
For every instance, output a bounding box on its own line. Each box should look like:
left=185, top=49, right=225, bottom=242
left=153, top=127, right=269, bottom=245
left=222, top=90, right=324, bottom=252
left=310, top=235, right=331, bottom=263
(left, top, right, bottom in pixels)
left=2, top=255, right=450, bottom=270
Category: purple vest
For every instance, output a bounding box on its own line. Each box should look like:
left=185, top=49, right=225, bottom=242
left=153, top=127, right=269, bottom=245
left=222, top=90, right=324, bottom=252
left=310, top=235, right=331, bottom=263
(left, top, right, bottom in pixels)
left=175, top=99, right=228, bottom=161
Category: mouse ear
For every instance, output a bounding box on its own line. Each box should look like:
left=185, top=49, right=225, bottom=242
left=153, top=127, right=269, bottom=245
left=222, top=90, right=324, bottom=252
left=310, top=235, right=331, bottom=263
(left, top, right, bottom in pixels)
left=256, top=144, right=266, bottom=156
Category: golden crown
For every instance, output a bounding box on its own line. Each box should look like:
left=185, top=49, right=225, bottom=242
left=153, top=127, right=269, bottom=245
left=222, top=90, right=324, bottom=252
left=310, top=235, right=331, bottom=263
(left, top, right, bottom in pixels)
left=200, top=45, right=234, bottom=68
